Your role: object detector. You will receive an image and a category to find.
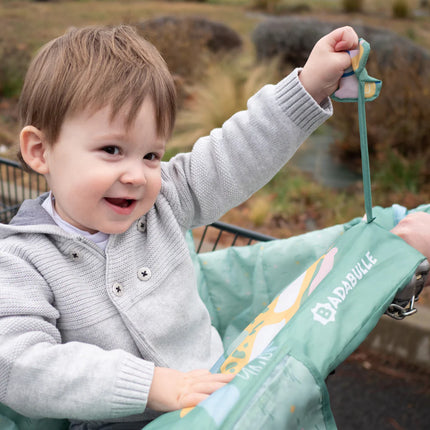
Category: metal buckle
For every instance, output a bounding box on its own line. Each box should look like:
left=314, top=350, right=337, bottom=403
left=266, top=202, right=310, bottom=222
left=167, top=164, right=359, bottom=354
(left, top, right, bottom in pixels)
left=385, top=298, right=418, bottom=320
left=385, top=259, right=430, bottom=320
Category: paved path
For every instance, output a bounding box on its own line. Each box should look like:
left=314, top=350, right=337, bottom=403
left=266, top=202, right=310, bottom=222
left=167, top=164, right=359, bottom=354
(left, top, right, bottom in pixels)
left=327, top=348, right=430, bottom=430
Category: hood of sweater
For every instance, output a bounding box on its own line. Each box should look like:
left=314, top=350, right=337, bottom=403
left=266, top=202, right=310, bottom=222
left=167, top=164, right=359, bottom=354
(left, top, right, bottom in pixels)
left=0, top=193, right=71, bottom=240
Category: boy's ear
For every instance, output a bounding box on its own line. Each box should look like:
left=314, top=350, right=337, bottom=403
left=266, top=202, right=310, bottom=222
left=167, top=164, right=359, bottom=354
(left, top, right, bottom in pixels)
left=20, top=126, right=50, bottom=175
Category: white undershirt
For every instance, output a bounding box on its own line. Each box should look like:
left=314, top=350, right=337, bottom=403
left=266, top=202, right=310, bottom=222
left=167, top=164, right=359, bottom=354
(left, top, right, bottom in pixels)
left=42, top=192, right=109, bottom=250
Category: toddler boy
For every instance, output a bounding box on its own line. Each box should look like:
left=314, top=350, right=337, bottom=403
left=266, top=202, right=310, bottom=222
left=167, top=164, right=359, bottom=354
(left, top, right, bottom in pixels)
left=0, top=24, right=358, bottom=429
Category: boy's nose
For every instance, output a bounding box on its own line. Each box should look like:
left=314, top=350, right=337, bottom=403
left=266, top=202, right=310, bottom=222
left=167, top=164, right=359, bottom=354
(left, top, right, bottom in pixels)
left=119, top=162, right=147, bottom=186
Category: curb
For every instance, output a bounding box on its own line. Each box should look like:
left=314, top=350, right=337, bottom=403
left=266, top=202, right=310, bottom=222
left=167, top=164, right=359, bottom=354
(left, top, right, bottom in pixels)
left=363, top=304, right=430, bottom=370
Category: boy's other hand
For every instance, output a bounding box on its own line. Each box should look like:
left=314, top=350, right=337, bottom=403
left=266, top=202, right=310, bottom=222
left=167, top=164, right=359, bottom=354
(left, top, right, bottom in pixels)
left=148, top=367, right=235, bottom=412
left=391, top=212, right=430, bottom=287
left=299, top=26, right=359, bottom=104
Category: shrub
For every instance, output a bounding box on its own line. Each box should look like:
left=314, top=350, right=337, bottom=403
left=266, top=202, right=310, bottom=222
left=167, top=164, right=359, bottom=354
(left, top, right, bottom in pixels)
left=342, top=0, right=364, bottom=13
left=136, top=17, right=209, bottom=100
left=139, top=16, right=242, bottom=54
left=392, top=0, right=410, bottom=18
left=252, top=17, right=333, bottom=68
left=252, top=17, right=430, bottom=71
left=136, top=16, right=242, bottom=104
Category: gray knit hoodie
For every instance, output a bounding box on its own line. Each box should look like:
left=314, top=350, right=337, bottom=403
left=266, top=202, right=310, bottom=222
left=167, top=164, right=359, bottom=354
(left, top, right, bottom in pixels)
left=0, top=70, right=332, bottom=428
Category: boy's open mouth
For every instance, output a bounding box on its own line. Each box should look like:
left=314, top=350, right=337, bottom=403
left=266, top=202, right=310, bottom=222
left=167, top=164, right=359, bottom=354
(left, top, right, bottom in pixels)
left=105, top=197, right=135, bottom=208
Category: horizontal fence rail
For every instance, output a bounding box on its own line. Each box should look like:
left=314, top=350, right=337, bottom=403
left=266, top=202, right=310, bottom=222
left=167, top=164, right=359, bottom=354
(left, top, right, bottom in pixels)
left=194, top=221, right=276, bottom=253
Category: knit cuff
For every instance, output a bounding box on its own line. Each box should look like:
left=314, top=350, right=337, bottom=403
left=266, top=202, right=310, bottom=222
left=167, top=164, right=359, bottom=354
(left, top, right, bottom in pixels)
left=274, top=68, right=333, bottom=133
left=111, top=353, right=155, bottom=417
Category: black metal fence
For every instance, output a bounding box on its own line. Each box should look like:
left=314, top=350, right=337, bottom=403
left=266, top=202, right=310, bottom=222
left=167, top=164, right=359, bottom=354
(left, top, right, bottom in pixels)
left=0, top=157, right=48, bottom=224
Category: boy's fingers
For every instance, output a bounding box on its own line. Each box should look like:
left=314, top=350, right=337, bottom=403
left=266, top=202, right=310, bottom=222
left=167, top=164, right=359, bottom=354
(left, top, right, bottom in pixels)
left=187, top=372, right=235, bottom=392
left=210, top=372, right=235, bottom=382
left=192, top=380, right=231, bottom=395
left=179, top=373, right=235, bottom=408
left=187, top=369, right=235, bottom=382
left=327, top=26, right=358, bottom=52
left=181, top=392, right=210, bottom=408
left=336, top=50, right=355, bottom=73
left=192, top=375, right=234, bottom=391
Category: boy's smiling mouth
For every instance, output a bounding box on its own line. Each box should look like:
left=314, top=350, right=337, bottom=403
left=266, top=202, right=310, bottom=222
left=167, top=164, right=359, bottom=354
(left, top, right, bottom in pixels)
left=105, top=197, right=134, bottom=208
left=104, top=197, right=137, bottom=214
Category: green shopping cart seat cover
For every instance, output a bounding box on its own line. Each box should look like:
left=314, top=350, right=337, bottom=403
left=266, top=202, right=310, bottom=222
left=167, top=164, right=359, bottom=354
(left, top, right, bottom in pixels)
left=0, top=204, right=428, bottom=430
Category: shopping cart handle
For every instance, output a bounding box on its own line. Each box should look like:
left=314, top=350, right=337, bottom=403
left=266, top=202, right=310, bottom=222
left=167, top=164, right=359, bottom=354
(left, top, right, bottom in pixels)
left=385, top=259, right=430, bottom=320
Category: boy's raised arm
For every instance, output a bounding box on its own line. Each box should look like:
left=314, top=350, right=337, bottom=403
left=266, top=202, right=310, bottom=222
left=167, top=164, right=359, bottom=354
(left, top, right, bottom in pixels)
left=299, top=26, right=359, bottom=104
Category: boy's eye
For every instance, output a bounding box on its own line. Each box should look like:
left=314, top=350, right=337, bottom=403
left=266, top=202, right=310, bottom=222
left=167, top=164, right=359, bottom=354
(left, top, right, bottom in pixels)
left=144, top=153, right=157, bottom=161
left=102, top=146, right=120, bottom=155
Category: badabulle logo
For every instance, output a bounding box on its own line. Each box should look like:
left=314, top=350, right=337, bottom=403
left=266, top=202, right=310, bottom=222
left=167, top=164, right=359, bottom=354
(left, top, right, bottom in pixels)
left=312, top=251, right=378, bottom=325
left=312, top=303, right=336, bottom=325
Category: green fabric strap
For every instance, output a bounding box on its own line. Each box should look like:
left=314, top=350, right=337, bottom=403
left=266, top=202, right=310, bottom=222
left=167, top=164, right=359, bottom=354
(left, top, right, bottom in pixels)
left=331, top=38, right=382, bottom=224
left=357, top=79, right=374, bottom=222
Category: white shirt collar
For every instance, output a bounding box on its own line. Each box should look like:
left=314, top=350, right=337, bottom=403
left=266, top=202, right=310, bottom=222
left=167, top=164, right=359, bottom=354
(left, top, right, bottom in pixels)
left=41, top=192, right=109, bottom=250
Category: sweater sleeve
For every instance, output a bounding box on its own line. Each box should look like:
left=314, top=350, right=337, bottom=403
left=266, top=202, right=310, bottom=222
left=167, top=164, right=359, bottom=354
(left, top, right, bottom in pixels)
left=160, top=69, right=333, bottom=229
left=0, top=251, right=154, bottom=420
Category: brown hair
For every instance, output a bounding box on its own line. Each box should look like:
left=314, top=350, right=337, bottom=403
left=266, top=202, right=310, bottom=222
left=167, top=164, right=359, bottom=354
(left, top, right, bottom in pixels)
left=18, top=25, right=176, bottom=166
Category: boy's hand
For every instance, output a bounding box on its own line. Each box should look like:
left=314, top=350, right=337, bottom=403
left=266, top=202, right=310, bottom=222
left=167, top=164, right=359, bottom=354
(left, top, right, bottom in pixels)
left=147, top=367, right=235, bottom=412
left=299, top=26, right=359, bottom=104
left=391, top=212, right=430, bottom=287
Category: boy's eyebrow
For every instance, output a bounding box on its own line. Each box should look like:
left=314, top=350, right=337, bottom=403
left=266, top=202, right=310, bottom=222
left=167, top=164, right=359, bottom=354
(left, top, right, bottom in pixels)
left=93, top=132, right=129, bottom=142
left=93, top=132, right=166, bottom=150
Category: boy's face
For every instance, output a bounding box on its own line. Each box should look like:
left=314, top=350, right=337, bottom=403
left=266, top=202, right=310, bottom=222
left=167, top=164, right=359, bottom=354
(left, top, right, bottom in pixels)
left=43, top=98, right=166, bottom=234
